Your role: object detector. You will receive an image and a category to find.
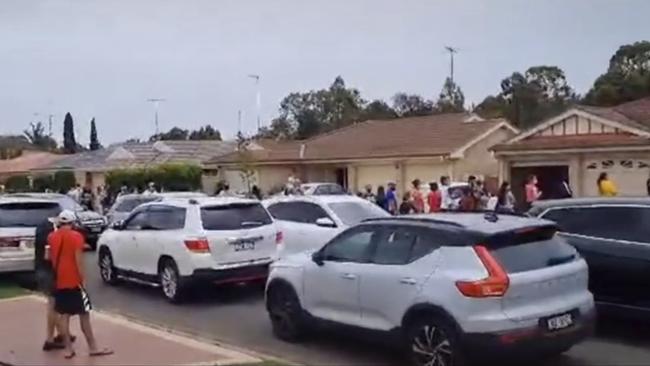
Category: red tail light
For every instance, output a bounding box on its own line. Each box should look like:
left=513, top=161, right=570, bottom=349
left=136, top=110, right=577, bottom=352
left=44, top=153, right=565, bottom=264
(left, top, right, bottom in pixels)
left=184, top=238, right=210, bottom=253
left=456, top=245, right=509, bottom=298
left=275, top=231, right=283, bottom=245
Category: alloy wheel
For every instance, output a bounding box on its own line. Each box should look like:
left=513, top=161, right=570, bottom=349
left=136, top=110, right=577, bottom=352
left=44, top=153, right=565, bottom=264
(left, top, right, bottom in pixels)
left=100, top=253, right=113, bottom=282
left=161, top=266, right=178, bottom=299
left=411, top=324, right=453, bottom=366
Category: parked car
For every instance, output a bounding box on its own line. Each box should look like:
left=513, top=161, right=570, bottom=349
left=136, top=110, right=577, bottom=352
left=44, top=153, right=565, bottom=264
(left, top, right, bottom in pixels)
left=300, top=183, right=346, bottom=195
left=528, top=197, right=650, bottom=319
left=265, top=212, right=595, bottom=366
left=97, top=196, right=281, bottom=302
left=263, top=194, right=389, bottom=258
left=7, top=193, right=107, bottom=250
left=106, top=192, right=208, bottom=224
left=0, top=196, right=61, bottom=273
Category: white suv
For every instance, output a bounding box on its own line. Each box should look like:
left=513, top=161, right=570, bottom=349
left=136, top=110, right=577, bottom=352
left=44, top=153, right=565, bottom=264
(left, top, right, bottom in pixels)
left=0, top=197, right=61, bottom=273
left=265, top=213, right=595, bottom=366
left=263, top=194, right=389, bottom=258
left=97, top=197, right=281, bottom=302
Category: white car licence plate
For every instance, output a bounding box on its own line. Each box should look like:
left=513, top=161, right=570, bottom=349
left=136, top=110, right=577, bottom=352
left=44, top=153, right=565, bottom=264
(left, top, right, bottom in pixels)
left=546, top=313, right=573, bottom=331
left=234, top=242, right=255, bottom=251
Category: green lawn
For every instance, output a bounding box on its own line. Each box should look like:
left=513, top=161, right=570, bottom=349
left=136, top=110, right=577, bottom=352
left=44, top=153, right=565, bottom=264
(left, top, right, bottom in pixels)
left=0, top=279, right=28, bottom=299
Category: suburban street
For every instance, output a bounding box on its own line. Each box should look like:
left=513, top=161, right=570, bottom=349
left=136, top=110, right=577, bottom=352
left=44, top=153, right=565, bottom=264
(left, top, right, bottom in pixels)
left=79, top=253, right=650, bottom=366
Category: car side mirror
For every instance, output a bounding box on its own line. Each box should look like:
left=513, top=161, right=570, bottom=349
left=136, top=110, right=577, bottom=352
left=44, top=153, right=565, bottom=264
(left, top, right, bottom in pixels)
left=111, top=221, right=125, bottom=230
left=312, top=251, right=325, bottom=266
left=315, top=217, right=336, bottom=228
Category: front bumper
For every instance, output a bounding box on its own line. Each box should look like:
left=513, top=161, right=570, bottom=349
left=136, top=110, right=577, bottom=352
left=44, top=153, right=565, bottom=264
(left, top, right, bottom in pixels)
left=0, top=257, right=35, bottom=273
left=189, top=263, right=270, bottom=285
left=462, top=309, right=596, bottom=359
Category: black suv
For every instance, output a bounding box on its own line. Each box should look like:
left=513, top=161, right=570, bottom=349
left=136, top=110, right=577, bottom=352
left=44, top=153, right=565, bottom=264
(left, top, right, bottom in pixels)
left=8, top=193, right=107, bottom=250
left=528, top=197, right=650, bottom=319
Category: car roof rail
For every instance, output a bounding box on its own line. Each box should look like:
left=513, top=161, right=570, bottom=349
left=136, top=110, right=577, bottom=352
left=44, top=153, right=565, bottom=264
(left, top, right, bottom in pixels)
left=362, top=216, right=465, bottom=228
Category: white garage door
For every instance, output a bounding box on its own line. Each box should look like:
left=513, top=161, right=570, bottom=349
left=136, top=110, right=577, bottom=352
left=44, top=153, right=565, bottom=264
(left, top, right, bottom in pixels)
left=583, top=159, right=650, bottom=196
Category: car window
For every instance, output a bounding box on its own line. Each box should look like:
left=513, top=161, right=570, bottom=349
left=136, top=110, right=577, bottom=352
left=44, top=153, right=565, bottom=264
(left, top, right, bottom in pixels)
left=372, top=226, right=443, bottom=265
left=125, top=209, right=149, bottom=230
left=543, top=205, right=650, bottom=243
left=147, top=205, right=186, bottom=230
left=57, top=196, right=84, bottom=211
left=201, top=203, right=272, bottom=230
left=314, top=186, right=329, bottom=195
left=267, top=201, right=330, bottom=224
left=0, top=202, right=61, bottom=227
left=115, top=197, right=159, bottom=212
left=322, top=227, right=378, bottom=263
left=327, top=201, right=389, bottom=226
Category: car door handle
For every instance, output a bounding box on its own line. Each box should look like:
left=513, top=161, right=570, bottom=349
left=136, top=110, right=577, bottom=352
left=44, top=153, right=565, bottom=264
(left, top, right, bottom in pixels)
left=400, top=277, right=417, bottom=285
left=341, top=273, right=357, bottom=280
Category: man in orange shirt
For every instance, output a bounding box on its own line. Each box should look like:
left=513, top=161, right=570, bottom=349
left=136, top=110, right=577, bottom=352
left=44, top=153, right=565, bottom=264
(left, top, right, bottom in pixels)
left=48, top=210, right=112, bottom=359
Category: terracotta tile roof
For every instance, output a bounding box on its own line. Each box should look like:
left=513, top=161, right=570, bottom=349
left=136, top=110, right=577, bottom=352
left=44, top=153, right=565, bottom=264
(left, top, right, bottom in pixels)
left=493, top=134, right=650, bottom=152
left=210, top=114, right=509, bottom=164
left=0, top=151, right=64, bottom=174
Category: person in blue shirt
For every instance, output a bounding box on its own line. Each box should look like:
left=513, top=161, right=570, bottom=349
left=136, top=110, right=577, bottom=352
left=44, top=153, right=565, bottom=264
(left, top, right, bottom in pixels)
left=385, top=182, right=398, bottom=215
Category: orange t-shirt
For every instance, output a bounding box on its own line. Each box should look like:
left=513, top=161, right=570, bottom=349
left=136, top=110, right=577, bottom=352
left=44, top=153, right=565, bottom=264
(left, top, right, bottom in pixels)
left=48, top=227, right=85, bottom=290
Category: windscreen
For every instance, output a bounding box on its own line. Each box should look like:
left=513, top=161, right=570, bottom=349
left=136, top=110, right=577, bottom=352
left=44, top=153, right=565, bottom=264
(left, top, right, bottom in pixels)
left=486, top=226, right=578, bottom=273
left=328, top=201, right=389, bottom=226
left=116, top=197, right=160, bottom=212
left=201, top=203, right=273, bottom=230
left=0, top=202, right=61, bottom=228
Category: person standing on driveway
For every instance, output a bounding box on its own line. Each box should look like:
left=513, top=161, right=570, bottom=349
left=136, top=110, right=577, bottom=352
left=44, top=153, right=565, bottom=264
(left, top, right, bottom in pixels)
left=496, top=182, right=516, bottom=213
left=427, top=182, right=442, bottom=213
left=524, top=175, right=542, bottom=211
left=439, top=176, right=451, bottom=211
left=386, top=183, right=398, bottom=215
left=35, top=216, right=76, bottom=351
left=48, top=210, right=113, bottom=359
left=409, top=179, right=425, bottom=213
left=375, top=186, right=388, bottom=211
left=597, top=172, right=618, bottom=197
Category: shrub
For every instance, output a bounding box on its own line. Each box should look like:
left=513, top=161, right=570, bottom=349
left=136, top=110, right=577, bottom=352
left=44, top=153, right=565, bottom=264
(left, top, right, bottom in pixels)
left=105, top=164, right=202, bottom=193
left=4, top=175, right=30, bottom=192
left=53, top=171, right=77, bottom=193
left=32, top=175, right=55, bottom=192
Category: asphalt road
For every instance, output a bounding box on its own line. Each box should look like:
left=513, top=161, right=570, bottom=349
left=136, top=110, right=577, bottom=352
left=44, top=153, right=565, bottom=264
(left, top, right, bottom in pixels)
left=78, top=253, right=650, bottom=366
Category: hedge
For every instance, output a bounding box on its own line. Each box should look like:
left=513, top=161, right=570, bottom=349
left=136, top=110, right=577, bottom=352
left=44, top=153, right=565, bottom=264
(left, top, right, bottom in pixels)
left=53, top=171, right=76, bottom=193
left=4, top=175, right=30, bottom=192
left=105, top=164, right=202, bottom=193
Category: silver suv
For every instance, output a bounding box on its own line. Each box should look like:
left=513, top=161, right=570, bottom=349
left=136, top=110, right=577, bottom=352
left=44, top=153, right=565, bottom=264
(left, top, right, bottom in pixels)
left=265, top=212, right=595, bottom=366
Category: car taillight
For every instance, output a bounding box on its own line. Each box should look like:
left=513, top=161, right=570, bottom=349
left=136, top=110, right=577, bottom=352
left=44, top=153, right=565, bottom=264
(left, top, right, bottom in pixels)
left=275, top=231, right=283, bottom=245
left=184, top=238, right=210, bottom=253
left=455, top=245, right=509, bottom=298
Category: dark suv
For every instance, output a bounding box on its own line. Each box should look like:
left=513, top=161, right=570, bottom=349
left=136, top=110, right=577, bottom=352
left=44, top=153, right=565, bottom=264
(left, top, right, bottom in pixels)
left=8, top=193, right=107, bottom=250
left=528, top=197, right=650, bottom=319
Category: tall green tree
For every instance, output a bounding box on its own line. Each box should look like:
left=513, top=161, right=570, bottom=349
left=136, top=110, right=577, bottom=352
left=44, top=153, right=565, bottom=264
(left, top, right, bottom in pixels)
left=391, top=93, right=434, bottom=117
left=435, top=77, right=466, bottom=113
left=585, top=41, right=650, bottom=106
left=62, top=112, right=77, bottom=154
left=24, top=121, right=57, bottom=151
left=361, top=100, right=398, bottom=120
left=188, top=125, right=222, bottom=140
left=476, top=66, right=575, bottom=129
left=149, top=127, right=190, bottom=142
left=89, top=118, right=101, bottom=151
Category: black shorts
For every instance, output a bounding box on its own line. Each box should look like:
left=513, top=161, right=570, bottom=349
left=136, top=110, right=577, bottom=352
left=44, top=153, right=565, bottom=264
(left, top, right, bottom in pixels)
left=54, top=287, right=92, bottom=315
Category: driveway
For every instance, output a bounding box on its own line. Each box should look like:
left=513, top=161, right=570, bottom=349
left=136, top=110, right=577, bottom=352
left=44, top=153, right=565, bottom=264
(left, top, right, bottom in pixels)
left=81, top=253, right=650, bottom=366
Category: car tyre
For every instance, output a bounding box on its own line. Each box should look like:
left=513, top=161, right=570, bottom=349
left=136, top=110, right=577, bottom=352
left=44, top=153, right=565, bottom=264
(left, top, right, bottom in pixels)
left=267, top=283, right=307, bottom=342
left=98, top=249, right=119, bottom=286
left=405, top=315, right=464, bottom=366
left=159, top=259, right=186, bottom=303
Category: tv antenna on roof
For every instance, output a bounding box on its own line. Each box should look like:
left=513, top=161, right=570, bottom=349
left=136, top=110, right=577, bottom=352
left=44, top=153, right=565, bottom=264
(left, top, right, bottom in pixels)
left=444, top=46, right=459, bottom=83
left=146, top=98, right=166, bottom=135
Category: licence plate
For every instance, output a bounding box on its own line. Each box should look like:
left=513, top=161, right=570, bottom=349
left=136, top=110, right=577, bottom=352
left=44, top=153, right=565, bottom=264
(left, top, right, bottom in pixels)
left=546, top=313, right=573, bottom=331
left=233, top=242, right=255, bottom=251
left=90, top=227, right=102, bottom=233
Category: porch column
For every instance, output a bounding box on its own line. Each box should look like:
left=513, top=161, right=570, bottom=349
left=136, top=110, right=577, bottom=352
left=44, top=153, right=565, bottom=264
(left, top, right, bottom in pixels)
left=573, top=154, right=585, bottom=197
left=396, top=161, right=406, bottom=195
left=347, top=165, right=358, bottom=193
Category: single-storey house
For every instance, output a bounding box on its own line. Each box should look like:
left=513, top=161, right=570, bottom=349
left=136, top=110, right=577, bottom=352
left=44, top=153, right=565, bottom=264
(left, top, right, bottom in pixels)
left=0, top=151, right=64, bottom=183
left=492, top=97, right=650, bottom=202
left=32, top=140, right=237, bottom=191
left=207, top=113, right=518, bottom=194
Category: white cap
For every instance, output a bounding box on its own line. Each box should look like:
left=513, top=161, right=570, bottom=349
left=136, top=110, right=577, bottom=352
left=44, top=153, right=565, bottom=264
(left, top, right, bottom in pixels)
left=55, top=210, right=76, bottom=225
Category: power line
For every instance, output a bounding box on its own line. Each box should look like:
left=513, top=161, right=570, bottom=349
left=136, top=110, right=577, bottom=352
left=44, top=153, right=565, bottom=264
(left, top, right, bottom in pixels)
left=444, top=46, right=459, bottom=84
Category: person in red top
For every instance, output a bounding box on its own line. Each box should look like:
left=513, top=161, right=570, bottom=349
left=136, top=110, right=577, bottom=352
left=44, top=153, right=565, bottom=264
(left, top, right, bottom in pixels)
left=48, top=210, right=112, bottom=359
left=409, top=179, right=425, bottom=213
left=427, top=182, right=442, bottom=213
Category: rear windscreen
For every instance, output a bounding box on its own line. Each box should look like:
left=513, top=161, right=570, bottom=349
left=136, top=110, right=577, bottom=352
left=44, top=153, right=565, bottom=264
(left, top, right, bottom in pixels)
left=116, top=197, right=159, bottom=212
left=0, top=202, right=61, bottom=228
left=201, top=203, right=273, bottom=230
left=487, top=226, right=578, bottom=273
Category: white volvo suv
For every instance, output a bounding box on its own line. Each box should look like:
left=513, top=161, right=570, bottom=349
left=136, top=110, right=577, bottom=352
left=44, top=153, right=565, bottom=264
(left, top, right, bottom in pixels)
left=97, top=197, right=281, bottom=302
left=265, top=213, right=595, bottom=366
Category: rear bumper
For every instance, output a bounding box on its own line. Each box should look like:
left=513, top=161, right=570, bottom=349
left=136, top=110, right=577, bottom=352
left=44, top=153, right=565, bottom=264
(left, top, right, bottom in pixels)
left=188, top=263, right=270, bottom=285
left=0, top=258, right=34, bottom=273
left=462, top=309, right=595, bottom=359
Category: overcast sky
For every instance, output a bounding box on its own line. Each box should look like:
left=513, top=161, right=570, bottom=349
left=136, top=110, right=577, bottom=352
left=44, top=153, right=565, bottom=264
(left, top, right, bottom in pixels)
left=1, top=0, right=648, bottom=145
